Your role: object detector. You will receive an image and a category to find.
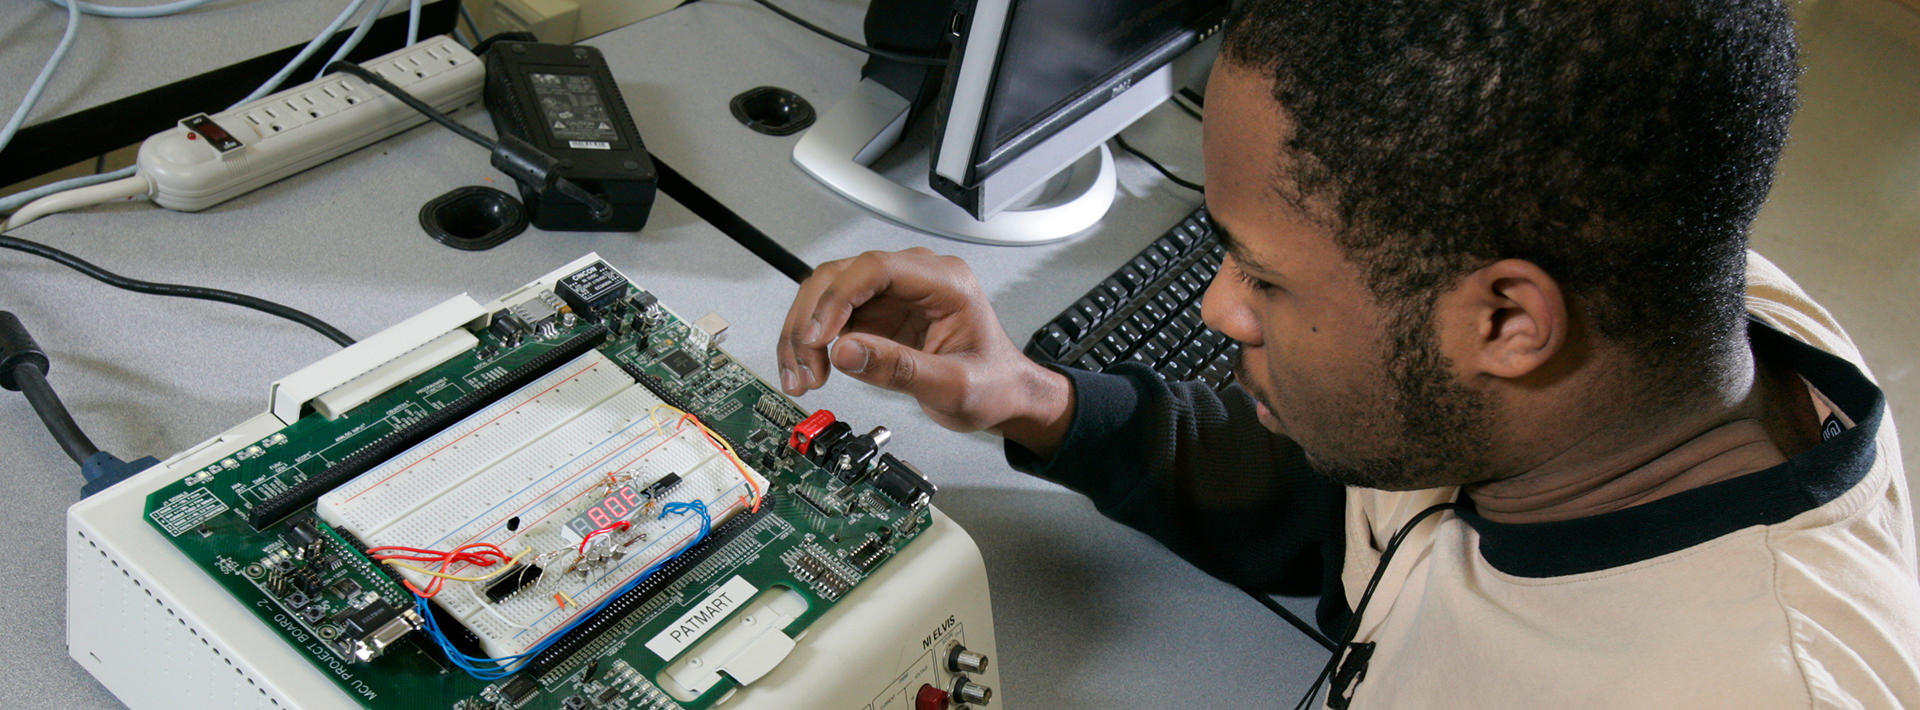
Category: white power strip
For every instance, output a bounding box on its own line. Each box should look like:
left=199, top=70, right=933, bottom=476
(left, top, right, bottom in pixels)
left=137, top=36, right=485, bottom=212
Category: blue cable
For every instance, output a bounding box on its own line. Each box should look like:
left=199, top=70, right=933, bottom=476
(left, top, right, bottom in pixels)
left=407, top=0, right=422, bottom=45
left=416, top=500, right=714, bottom=680
left=244, top=0, right=374, bottom=105
left=2, top=1, right=81, bottom=158
left=43, top=0, right=220, bottom=19
left=317, top=0, right=394, bottom=81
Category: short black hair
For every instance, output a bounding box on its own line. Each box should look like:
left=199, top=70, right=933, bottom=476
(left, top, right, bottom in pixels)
left=1221, top=0, right=1799, bottom=376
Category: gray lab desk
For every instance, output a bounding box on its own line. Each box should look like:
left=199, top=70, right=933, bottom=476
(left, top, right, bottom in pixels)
left=586, top=1, right=1332, bottom=708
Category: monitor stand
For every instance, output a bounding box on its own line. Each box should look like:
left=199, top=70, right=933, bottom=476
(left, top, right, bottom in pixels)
left=792, top=78, right=1115, bottom=246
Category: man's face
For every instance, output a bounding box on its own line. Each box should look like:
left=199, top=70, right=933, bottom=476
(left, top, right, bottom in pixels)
left=1199, top=62, right=1493, bottom=491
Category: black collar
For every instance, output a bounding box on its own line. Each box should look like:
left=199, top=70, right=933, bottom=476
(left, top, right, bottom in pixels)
left=1455, top=321, right=1886, bottom=578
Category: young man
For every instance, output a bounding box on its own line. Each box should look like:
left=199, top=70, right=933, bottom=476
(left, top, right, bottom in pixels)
left=777, top=1, right=1919, bottom=706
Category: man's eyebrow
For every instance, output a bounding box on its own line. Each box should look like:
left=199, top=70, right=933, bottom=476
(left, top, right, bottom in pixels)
left=1215, top=223, right=1285, bottom=278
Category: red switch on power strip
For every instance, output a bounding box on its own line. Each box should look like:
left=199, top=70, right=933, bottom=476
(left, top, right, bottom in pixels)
left=915, top=684, right=951, bottom=710
left=790, top=409, right=836, bottom=454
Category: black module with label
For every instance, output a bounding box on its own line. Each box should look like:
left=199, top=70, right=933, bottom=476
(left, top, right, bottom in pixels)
left=485, top=42, right=656, bottom=231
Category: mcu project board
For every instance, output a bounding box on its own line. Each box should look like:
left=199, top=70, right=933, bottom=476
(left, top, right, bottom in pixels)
left=74, top=255, right=999, bottom=710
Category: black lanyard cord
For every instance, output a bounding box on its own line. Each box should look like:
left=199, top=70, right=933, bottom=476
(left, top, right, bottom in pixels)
left=1294, top=501, right=1464, bottom=710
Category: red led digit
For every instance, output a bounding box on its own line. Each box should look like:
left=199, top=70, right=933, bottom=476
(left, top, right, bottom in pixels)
left=588, top=507, right=611, bottom=527
left=620, top=484, right=642, bottom=507
left=605, top=495, right=629, bottom=518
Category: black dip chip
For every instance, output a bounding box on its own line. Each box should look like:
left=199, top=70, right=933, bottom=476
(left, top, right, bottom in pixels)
left=500, top=675, right=540, bottom=706
left=555, top=261, right=628, bottom=315
left=663, top=350, right=701, bottom=378
left=484, top=564, right=545, bottom=603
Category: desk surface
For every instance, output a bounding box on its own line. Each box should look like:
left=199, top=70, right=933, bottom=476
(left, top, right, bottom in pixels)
left=0, top=1, right=1329, bottom=708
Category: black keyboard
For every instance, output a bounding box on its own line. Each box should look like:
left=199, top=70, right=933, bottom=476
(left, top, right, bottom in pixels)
left=1023, top=205, right=1239, bottom=390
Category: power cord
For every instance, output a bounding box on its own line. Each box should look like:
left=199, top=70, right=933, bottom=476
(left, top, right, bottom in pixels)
left=0, top=234, right=357, bottom=348
left=746, top=0, right=947, bottom=66
left=324, top=60, right=615, bottom=222
left=1, top=311, right=158, bottom=497
left=1113, top=134, right=1203, bottom=193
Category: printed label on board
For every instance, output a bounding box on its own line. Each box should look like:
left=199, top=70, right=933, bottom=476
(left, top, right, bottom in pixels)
left=646, top=575, right=758, bottom=660
left=150, top=487, right=230, bottom=536
left=568, top=140, right=611, bottom=150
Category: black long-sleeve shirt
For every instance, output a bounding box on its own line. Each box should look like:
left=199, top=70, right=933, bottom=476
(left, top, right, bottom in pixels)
left=1005, top=363, right=1352, bottom=634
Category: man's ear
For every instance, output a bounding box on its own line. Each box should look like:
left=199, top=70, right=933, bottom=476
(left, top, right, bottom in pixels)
left=1437, top=259, right=1568, bottom=380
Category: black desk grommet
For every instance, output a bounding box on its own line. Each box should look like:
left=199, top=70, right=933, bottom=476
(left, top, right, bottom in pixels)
left=419, top=185, right=529, bottom=251
left=730, top=86, right=816, bottom=136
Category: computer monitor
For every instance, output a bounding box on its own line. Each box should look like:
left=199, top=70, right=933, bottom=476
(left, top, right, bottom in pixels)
left=792, top=0, right=1225, bottom=245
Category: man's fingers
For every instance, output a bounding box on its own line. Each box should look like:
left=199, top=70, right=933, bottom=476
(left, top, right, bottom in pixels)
left=779, top=259, right=848, bottom=394
left=830, top=333, right=966, bottom=408
left=804, top=249, right=962, bottom=349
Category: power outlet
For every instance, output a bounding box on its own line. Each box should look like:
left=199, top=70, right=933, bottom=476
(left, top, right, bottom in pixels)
left=137, top=37, right=485, bottom=212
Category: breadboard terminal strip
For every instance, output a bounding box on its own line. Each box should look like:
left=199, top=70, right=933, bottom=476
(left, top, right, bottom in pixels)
left=248, top=326, right=608, bottom=529
left=527, top=501, right=774, bottom=678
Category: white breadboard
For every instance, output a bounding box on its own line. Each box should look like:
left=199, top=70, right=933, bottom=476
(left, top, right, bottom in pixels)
left=315, top=349, right=768, bottom=659
left=138, top=36, right=484, bottom=212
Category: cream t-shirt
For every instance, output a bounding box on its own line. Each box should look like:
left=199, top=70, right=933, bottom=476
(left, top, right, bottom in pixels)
left=1334, top=252, right=1919, bottom=709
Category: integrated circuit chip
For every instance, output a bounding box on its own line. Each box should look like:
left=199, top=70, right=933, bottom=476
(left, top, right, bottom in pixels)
left=663, top=349, right=701, bottom=378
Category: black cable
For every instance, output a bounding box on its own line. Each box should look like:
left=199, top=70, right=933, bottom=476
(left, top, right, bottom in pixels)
left=747, top=0, right=947, bottom=67
left=0, top=235, right=357, bottom=347
left=11, top=363, right=99, bottom=465
left=1294, top=502, right=1464, bottom=710
left=3, top=311, right=100, bottom=466
left=652, top=158, right=814, bottom=283
left=1172, top=93, right=1205, bottom=122
left=326, top=61, right=615, bottom=222
left=1242, top=587, right=1338, bottom=652
left=1178, top=87, right=1206, bottom=111
left=1113, top=134, right=1204, bottom=193
left=327, top=62, right=494, bottom=147
left=470, top=31, right=538, bottom=57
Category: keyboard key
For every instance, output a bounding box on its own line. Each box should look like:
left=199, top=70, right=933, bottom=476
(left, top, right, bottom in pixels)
left=1200, top=359, right=1235, bottom=389
left=1089, top=290, right=1118, bottom=315
left=1152, top=290, right=1183, bottom=315
left=1143, top=247, right=1172, bottom=271
left=1077, top=353, right=1104, bottom=370
left=1066, top=311, right=1098, bottom=338
left=1141, top=301, right=1170, bottom=323
left=1141, top=340, right=1171, bottom=365
left=1032, top=325, right=1071, bottom=359
left=1115, top=322, right=1145, bottom=348
left=1166, top=226, right=1195, bottom=250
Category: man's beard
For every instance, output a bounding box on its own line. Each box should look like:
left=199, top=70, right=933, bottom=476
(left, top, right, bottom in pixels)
left=1235, top=306, right=1494, bottom=491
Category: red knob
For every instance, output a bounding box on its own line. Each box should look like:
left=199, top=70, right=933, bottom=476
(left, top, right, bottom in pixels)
left=915, top=684, right=951, bottom=710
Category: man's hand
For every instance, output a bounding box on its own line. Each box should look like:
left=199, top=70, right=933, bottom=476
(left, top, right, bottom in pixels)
left=777, top=248, right=1073, bottom=458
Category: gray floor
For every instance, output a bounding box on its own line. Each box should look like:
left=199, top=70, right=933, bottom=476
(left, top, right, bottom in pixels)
left=1756, top=0, right=1920, bottom=526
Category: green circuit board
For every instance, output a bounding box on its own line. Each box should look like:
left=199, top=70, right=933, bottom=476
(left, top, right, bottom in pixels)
left=141, top=263, right=935, bottom=709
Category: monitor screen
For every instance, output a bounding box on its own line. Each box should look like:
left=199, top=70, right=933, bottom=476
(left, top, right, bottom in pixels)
left=981, top=0, right=1218, bottom=166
